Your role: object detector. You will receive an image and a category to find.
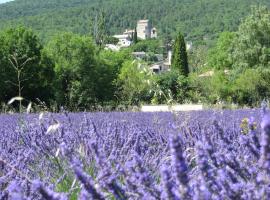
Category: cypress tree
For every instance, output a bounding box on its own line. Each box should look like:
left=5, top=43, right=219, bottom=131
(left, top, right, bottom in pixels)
left=171, top=32, right=189, bottom=76
left=133, top=27, right=138, bottom=44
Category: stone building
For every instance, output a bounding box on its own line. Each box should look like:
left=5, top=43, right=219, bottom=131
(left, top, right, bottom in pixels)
left=137, top=20, right=157, bottom=40
left=106, top=19, right=157, bottom=51
left=113, top=34, right=132, bottom=47
left=123, top=29, right=135, bottom=38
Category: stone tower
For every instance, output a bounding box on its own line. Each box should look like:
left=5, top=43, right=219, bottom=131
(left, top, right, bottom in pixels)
left=137, top=20, right=152, bottom=40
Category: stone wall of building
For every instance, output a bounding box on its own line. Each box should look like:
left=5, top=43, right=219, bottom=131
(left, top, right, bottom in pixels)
left=137, top=20, right=152, bottom=39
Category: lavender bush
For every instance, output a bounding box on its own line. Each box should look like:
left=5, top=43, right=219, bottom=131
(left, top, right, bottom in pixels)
left=0, top=108, right=268, bottom=199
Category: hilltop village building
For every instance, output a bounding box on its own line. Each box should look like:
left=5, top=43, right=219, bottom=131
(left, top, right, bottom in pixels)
left=136, top=20, right=157, bottom=39
left=149, top=50, right=172, bottom=74
left=123, top=29, right=135, bottom=38
left=105, top=19, right=158, bottom=50
left=105, top=19, right=177, bottom=74
left=113, top=34, right=132, bottom=47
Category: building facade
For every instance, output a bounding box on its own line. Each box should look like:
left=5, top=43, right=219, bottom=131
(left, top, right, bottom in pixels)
left=113, top=34, right=132, bottom=47
left=123, top=29, right=135, bottom=38
left=106, top=19, right=158, bottom=51
left=137, top=20, right=157, bottom=40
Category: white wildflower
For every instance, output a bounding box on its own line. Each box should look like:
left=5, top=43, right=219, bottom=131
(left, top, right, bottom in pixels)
left=46, top=123, right=60, bottom=134
left=8, top=97, right=24, bottom=105
left=71, top=179, right=77, bottom=188
left=39, top=112, right=44, bottom=120
left=26, top=102, right=32, bottom=114
left=55, top=148, right=60, bottom=157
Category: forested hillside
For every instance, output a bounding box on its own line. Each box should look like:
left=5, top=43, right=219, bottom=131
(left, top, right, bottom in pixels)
left=0, top=0, right=269, bottom=43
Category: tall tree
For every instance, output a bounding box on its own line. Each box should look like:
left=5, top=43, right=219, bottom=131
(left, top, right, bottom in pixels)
left=207, top=32, right=235, bottom=70
left=171, top=32, right=189, bottom=76
left=92, top=10, right=107, bottom=47
left=231, top=6, right=270, bottom=70
left=45, top=32, right=100, bottom=110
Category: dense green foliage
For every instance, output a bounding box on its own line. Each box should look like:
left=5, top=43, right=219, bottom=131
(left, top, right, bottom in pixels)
left=45, top=33, right=98, bottom=109
left=194, top=6, right=270, bottom=106
left=131, top=39, right=162, bottom=54
left=1, top=5, right=270, bottom=110
left=151, top=71, right=190, bottom=104
left=45, top=33, right=128, bottom=110
left=172, top=33, right=189, bottom=76
left=1, top=0, right=270, bottom=42
left=0, top=27, right=130, bottom=111
left=207, top=32, right=235, bottom=70
left=231, top=6, right=270, bottom=70
left=116, top=60, right=152, bottom=105
left=0, top=27, right=54, bottom=105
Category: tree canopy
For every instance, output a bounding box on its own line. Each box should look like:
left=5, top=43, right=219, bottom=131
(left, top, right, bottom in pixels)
left=207, top=32, right=235, bottom=70
left=1, top=0, right=269, bottom=43
left=231, top=6, right=270, bottom=70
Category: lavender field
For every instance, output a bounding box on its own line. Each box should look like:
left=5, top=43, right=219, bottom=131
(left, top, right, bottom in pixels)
left=0, top=109, right=270, bottom=199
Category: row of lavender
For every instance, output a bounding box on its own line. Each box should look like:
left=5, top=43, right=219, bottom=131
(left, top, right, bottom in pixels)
left=0, top=108, right=268, bottom=199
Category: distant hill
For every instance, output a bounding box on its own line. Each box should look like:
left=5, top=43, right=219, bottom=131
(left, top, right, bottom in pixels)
left=0, top=0, right=269, bottom=43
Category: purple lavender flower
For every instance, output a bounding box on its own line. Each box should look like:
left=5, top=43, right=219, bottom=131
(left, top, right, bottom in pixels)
left=170, top=134, right=191, bottom=199
left=1, top=108, right=270, bottom=199
left=106, top=175, right=128, bottom=200
left=7, top=181, right=26, bottom=200
left=196, top=142, right=221, bottom=194
left=160, top=165, right=180, bottom=200
left=260, top=113, right=270, bottom=174
left=248, top=117, right=260, bottom=149
left=78, top=189, right=91, bottom=200
left=71, top=159, right=105, bottom=200
left=32, top=180, right=68, bottom=200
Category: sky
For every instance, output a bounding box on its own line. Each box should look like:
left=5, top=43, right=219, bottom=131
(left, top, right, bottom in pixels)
left=0, top=0, right=13, bottom=4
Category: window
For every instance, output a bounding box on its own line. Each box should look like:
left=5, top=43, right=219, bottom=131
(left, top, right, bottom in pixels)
left=153, top=69, right=159, bottom=73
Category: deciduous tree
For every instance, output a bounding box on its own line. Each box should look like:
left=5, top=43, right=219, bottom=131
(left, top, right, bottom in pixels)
left=231, top=6, right=270, bottom=70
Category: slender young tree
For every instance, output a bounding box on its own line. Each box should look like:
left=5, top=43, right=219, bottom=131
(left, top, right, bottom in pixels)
left=92, top=10, right=106, bottom=47
left=0, top=27, right=55, bottom=109
left=171, top=32, right=189, bottom=76
left=8, top=53, right=34, bottom=112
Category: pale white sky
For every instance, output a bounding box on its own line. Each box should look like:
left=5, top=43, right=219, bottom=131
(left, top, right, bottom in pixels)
left=0, top=0, right=13, bottom=4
